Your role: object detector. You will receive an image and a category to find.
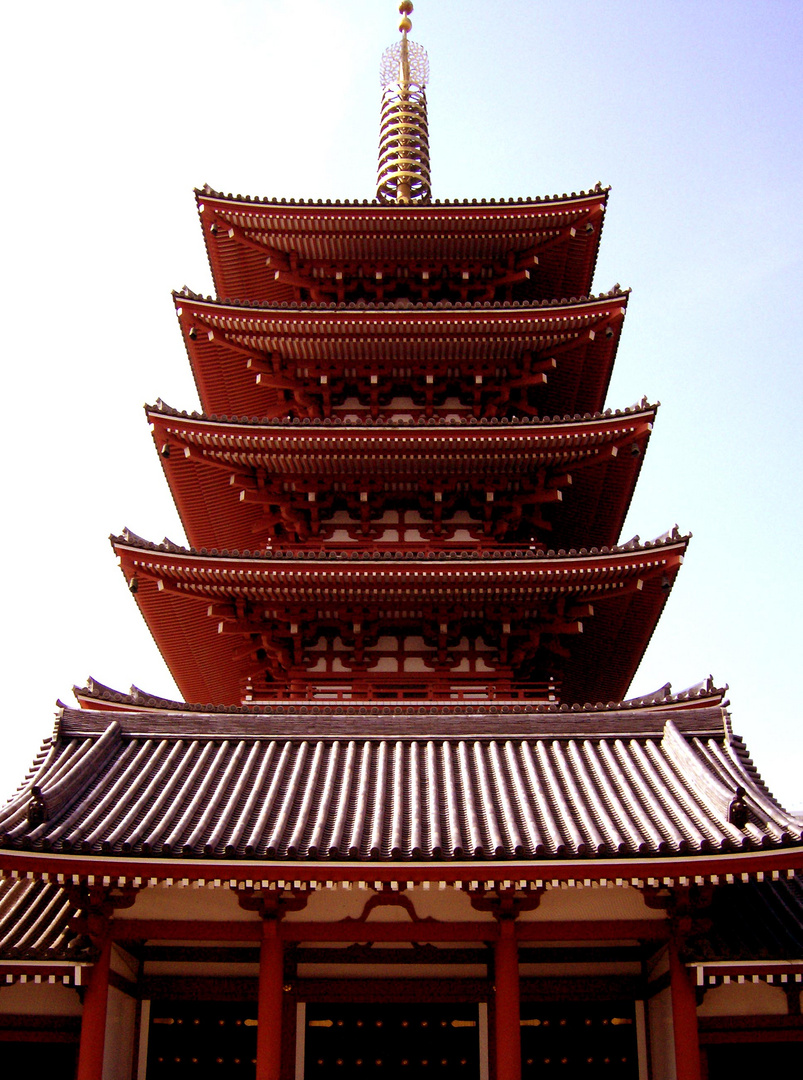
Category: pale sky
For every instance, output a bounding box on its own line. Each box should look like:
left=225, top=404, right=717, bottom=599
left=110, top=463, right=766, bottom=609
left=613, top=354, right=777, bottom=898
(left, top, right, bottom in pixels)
left=1, top=1, right=801, bottom=807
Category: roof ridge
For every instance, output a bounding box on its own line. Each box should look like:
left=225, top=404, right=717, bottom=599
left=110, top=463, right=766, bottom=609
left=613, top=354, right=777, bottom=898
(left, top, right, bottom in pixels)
left=111, top=527, right=689, bottom=562
left=73, top=680, right=726, bottom=716
left=195, top=184, right=610, bottom=208
left=174, top=287, right=630, bottom=313
left=145, top=398, right=658, bottom=429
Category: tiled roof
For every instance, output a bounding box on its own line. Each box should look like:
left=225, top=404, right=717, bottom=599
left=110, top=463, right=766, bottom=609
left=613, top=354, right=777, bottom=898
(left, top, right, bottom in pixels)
left=112, top=524, right=684, bottom=562
left=197, top=184, right=610, bottom=209
left=174, top=286, right=629, bottom=315
left=1, top=706, right=799, bottom=862
left=149, top=397, right=654, bottom=428
left=0, top=877, right=86, bottom=960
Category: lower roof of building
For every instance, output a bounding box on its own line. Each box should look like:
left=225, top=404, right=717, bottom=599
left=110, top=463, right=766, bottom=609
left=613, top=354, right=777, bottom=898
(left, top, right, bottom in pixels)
left=0, top=699, right=799, bottom=864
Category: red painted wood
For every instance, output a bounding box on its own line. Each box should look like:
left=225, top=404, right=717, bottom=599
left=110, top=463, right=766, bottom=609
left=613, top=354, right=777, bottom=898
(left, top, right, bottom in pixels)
left=4, top=848, right=802, bottom=884
left=107, top=915, right=669, bottom=947
left=76, top=936, right=111, bottom=1080
left=670, top=943, right=702, bottom=1080
left=515, top=919, right=668, bottom=942
left=113, top=531, right=682, bottom=707
left=198, top=189, right=607, bottom=309
left=282, top=921, right=495, bottom=942
left=256, top=920, right=284, bottom=1080
left=111, top=919, right=262, bottom=941
left=699, top=1015, right=803, bottom=1039
left=494, top=920, right=521, bottom=1080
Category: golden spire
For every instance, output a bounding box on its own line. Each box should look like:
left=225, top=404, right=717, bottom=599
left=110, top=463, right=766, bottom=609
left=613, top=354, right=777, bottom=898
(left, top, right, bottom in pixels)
left=377, top=2, right=431, bottom=204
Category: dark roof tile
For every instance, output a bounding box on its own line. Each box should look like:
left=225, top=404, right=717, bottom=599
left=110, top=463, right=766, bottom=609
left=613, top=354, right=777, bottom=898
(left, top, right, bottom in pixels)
left=2, top=708, right=799, bottom=862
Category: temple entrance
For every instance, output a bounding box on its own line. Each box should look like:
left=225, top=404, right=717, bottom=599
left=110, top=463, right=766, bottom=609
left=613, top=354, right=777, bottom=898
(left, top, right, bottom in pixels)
left=304, top=1002, right=481, bottom=1080
left=146, top=1001, right=258, bottom=1078
left=519, top=1002, right=639, bottom=1078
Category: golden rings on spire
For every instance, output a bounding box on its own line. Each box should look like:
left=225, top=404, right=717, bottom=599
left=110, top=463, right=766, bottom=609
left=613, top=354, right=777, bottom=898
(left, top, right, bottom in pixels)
left=378, top=0, right=431, bottom=204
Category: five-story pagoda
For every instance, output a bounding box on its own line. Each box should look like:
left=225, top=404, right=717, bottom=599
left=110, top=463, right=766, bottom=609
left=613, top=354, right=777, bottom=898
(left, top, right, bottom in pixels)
left=114, top=3, right=682, bottom=712
left=1, top=7, right=802, bottom=1080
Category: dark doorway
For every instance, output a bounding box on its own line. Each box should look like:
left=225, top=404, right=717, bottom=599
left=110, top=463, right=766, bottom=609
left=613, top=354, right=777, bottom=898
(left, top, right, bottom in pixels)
left=519, top=1001, right=639, bottom=1078
left=706, top=1041, right=803, bottom=1076
left=0, top=1042, right=78, bottom=1074
left=147, top=1000, right=258, bottom=1078
left=305, top=1002, right=481, bottom=1080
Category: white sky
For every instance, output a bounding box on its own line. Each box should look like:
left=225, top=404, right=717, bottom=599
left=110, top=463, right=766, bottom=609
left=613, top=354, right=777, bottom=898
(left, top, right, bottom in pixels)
left=1, top=0, right=801, bottom=807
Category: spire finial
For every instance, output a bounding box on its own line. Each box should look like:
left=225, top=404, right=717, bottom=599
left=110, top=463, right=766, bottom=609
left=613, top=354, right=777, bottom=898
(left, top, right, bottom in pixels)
left=398, top=0, right=413, bottom=35
left=377, top=2, right=431, bottom=205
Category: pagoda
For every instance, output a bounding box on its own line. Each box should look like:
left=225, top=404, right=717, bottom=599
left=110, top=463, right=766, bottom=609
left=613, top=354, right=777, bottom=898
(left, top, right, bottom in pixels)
left=0, top=7, right=801, bottom=1080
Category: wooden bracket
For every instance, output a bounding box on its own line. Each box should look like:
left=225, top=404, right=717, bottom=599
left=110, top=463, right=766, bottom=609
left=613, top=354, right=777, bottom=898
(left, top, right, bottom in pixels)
left=236, top=887, right=309, bottom=921
left=469, top=885, right=544, bottom=920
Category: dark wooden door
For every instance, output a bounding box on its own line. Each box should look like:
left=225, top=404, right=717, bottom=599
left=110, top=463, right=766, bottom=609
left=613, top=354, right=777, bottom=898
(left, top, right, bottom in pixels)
left=305, top=1002, right=481, bottom=1080
left=147, top=1000, right=258, bottom=1078
left=519, top=1002, right=639, bottom=1078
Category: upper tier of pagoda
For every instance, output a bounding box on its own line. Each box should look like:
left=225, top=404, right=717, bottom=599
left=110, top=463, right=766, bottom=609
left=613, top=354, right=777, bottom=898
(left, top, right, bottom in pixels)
left=113, top=529, right=686, bottom=707
left=175, top=289, right=627, bottom=421
left=110, top=9, right=676, bottom=709
left=149, top=400, right=654, bottom=551
left=197, top=186, right=607, bottom=306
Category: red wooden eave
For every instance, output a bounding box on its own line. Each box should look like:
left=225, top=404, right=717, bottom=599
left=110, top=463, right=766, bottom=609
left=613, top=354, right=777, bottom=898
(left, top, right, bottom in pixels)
left=2, top=846, right=801, bottom=888
left=147, top=403, right=655, bottom=553
left=174, top=292, right=628, bottom=422
left=197, top=188, right=608, bottom=307
left=112, top=534, right=686, bottom=707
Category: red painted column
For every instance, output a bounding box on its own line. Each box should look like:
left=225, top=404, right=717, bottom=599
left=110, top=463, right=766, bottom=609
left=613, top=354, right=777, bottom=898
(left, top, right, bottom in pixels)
left=76, top=935, right=112, bottom=1080
left=494, top=919, right=521, bottom=1080
left=669, top=942, right=702, bottom=1080
left=256, top=918, right=284, bottom=1080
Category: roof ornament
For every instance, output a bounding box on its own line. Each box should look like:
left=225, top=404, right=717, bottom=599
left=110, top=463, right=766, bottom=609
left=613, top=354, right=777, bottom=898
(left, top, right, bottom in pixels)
left=377, top=2, right=431, bottom=205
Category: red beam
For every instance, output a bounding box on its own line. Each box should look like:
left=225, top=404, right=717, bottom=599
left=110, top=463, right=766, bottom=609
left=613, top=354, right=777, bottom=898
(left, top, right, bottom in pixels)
left=281, top=922, right=494, bottom=942
left=109, top=918, right=668, bottom=944
left=111, top=919, right=262, bottom=941
left=516, top=919, right=668, bottom=942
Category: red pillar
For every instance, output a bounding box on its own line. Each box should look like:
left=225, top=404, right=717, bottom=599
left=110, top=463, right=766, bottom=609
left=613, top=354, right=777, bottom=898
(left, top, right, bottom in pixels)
left=76, top=936, right=112, bottom=1080
left=669, top=942, right=701, bottom=1080
left=256, top=918, right=284, bottom=1080
left=494, top=919, right=521, bottom=1080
